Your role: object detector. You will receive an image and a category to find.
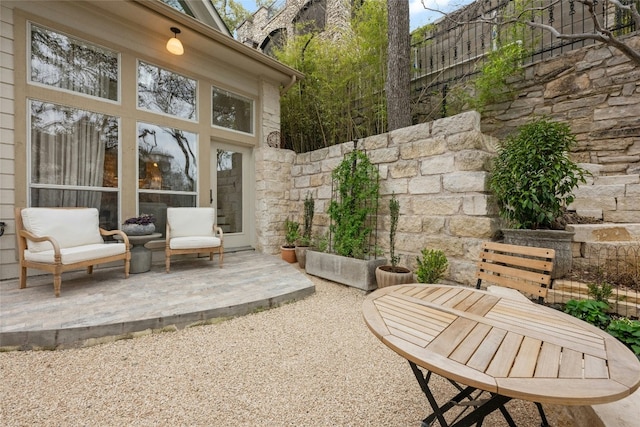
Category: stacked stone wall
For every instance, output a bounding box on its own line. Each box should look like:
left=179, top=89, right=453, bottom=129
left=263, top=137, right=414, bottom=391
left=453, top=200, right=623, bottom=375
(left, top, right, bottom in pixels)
left=285, top=111, right=501, bottom=286
left=481, top=35, right=640, bottom=175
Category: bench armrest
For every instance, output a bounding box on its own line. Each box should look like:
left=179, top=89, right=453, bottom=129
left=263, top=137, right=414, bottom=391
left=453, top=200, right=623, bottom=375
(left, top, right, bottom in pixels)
left=100, top=228, right=130, bottom=247
left=18, top=229, right=61, bottom=255
left=214, top=226, right=224, bottom=240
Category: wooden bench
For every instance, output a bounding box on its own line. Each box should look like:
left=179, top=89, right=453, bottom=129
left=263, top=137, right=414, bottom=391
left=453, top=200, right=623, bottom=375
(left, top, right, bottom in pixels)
left=475, top=241, right=555, bottom=304
left=15, top=207, right=130, bottom=297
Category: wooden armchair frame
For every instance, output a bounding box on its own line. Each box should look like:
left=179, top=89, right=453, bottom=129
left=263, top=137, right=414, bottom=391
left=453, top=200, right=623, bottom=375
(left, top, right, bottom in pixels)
left=165, top=208, right=224, bottom=273
left=15, top=207, right=130, bottom=297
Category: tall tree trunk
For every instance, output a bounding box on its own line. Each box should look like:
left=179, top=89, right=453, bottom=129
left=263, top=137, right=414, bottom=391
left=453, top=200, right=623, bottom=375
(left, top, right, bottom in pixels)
left=386, top=0, right=411, bottom=131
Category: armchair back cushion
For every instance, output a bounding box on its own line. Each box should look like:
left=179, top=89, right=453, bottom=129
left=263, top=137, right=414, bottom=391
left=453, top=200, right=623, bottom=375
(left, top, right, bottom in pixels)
left=167, top=207, right=216, bottom=238
left=21, top=208, right=103, bottom=252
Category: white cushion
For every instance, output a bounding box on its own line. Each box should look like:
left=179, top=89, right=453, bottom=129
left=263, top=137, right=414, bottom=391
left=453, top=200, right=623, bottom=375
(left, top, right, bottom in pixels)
left=21, top=208, right=103, bottom=252
left=24, top=243, right=126, bottom=265
left=169, top=236, right=221, bottom=250
left=167, top=208, right=216, bottom=238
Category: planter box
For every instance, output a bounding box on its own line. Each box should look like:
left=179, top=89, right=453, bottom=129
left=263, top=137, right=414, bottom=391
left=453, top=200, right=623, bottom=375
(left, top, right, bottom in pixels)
left=305, top=251, right=386, bottom=291
left=502, top=229, right=574, bottom=279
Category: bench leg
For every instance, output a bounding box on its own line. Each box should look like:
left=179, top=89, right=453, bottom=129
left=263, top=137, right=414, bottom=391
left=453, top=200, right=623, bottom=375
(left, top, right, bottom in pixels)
left=87, top=265, right=94, bottom=274
left=53, top=273, right=62, bottom=297
left=124, top=257, right=130, bottom=278
left=219, top=249, right=223, bottom=268
left=165, top=251, right=171, bottom=273
left=19, top=266, right=27, bottom=289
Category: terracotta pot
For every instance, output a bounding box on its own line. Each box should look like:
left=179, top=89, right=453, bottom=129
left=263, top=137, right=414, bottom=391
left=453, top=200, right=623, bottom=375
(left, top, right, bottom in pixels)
left=375, top=265, right=414, bottom=288
left=281, top=246, right=297, bottom=263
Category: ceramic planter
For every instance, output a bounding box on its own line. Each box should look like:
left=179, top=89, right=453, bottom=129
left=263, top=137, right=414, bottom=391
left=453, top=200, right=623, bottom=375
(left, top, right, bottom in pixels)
left=295, top=246, right=310, bottom=269
left=375, top=265, right=414, bottom=288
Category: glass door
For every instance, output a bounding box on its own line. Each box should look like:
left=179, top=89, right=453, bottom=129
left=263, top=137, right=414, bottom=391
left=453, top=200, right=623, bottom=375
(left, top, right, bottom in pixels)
left=211, top=142, right=254, bottom=250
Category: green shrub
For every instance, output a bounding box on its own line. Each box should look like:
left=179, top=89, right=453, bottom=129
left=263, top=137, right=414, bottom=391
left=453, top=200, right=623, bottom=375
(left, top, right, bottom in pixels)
left=564, top=299, right=610, bottom=330
left=415, top=249, right=448, bottom=284
left=587, top=281, right=613, bottom=303
left=489, top=117, right=589, bottom=230
left=283, top=218, right=300, bottom=248
left=607, top=318, right=640, bottom=357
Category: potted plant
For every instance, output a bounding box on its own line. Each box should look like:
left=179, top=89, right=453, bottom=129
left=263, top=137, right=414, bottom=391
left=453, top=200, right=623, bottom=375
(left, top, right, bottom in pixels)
left=122, top=213, right=156, bottom=236
left=281, top=217, right=299, bottom=263
left=489, top=117, right=589, bottom=278
left=305, top=148, right=385, bottom=290
left=295, top=192, right=315, bottom=269
left=375, top=193, right=413, bottom=287
left=415, top=248, right=448, bottom=284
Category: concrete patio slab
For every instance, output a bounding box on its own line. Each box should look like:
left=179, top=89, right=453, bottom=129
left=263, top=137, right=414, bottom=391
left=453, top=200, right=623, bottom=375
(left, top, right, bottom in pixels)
left=0, top=251, right=315, bottom=350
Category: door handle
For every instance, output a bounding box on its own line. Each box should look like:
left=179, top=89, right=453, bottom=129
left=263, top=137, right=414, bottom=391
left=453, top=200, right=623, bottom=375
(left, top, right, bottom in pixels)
left=210, top=189, right=213, bottom=205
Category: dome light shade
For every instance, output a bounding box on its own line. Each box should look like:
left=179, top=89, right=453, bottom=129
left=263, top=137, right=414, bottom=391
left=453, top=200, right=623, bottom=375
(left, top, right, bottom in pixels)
left=166, top=27, right=184, bottom=55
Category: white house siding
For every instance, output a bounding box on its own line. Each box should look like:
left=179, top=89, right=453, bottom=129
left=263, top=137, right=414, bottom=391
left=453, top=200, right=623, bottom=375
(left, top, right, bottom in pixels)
left=0, top=0, right=300, bottom=281
left=0, top=4, right=16, bottom=280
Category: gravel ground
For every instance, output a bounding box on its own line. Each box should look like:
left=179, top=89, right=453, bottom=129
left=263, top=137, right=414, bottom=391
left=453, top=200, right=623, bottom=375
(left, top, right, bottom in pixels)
left=0, top=274, right=562, bottom=427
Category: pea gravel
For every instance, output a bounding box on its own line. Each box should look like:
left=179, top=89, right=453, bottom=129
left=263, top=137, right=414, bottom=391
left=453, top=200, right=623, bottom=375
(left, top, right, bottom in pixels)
left=0, top=274, right=568, bottom=427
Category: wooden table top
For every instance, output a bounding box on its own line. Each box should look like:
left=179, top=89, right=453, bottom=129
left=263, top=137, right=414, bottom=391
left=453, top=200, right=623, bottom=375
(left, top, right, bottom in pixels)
left=363, top=284, right=640, bottom=405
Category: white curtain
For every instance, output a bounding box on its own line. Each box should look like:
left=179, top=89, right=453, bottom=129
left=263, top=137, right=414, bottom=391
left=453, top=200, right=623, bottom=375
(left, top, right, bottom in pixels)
left=32, top=115, right=105, bottom=208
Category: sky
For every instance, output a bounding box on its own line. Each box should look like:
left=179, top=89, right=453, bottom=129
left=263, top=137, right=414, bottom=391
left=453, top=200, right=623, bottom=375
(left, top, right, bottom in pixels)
left=236, top=0, right=473, bottom=32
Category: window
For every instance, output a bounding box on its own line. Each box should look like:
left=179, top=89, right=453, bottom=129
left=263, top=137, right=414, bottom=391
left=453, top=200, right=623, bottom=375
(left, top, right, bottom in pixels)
left=212, top=87, right=254, bottom=134
left=137, top=122, right=198, bottom=236
left=138, top=61, right=197, bottom=120
left=29, top=100, right=120, bottom=230
left=30, top=23, right=118, bottom=101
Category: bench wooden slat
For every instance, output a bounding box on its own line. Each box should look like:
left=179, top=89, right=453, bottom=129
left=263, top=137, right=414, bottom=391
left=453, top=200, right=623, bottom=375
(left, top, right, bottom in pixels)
left=476, top=241, right=555, bottom=303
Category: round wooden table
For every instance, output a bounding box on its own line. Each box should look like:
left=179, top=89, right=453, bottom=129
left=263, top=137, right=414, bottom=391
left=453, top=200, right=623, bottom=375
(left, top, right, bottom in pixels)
left=363, top=284, right=640, bottom=427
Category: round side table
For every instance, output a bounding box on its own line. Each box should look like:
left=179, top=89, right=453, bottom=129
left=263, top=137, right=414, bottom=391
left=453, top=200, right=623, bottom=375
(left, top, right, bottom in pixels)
left=115, top=232, right=162, bottom=273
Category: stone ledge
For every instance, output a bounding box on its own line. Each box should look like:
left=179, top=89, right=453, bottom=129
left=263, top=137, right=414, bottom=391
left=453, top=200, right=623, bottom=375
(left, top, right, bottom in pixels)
left=566, top=223, right=640, bottom=242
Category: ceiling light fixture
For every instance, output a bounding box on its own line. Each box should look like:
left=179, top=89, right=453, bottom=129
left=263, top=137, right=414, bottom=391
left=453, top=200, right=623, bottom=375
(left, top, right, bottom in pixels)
left=166, top=27, right=184, bottom=56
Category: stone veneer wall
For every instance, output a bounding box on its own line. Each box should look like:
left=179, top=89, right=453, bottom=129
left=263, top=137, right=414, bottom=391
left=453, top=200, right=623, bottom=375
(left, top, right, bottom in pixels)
left=481, top=34, right=640, bottom=175
left=257, top=111, right=502, bottom=286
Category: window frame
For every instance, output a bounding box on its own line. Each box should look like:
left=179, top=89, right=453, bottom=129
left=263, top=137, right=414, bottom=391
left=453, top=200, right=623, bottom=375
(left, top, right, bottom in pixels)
left=27, top=21, right=121, bottom=105
left=211, top=86, right=255, bottom=136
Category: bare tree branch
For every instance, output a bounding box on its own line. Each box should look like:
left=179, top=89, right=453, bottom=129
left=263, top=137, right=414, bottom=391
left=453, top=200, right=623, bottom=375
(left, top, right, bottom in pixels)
left=420, top=0, right=640, bottom=66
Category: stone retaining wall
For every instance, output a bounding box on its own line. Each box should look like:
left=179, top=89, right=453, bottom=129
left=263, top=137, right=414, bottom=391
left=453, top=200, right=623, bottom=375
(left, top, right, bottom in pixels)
left=481, top=35, right=640, bottom=175
left=258, top=110, right=639, bottom=285
left=260, top=111, right=501, bottom=285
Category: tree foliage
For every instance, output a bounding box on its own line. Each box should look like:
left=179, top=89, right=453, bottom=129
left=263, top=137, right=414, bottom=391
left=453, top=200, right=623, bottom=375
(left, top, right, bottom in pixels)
left=212, top=0, right=251, bottom=32
left=275, top=1, right=388, bottom=153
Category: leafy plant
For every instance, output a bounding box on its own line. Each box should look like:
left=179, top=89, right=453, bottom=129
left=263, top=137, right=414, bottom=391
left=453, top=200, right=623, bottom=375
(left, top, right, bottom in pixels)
left=587, top=281, right=614, bottom=303
left=388, top=193, right=401, bottom=269
left=283, top=218, right=300, bottom=248
left=298, top=192, right=315, bottom=246
left=274, top=0, right=388, bottom=152
left=415, top=249, right=448, bottom=284
left=312, top=232, right=329, bottom=253
left=607, top=318, right=640, bottom=357
left=328, top=150, right=380, bottom=259
left=471, top=41, right=527, bottom=111
left=123, top=213, right=156, bottom=225
left=564, top=299, right=610, bottom=330
left=489, top=117, right=589, bottom=230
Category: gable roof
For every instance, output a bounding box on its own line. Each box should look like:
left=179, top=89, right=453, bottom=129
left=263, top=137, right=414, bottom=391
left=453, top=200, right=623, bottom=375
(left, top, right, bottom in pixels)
left=162, top=0, right=232, bottom=36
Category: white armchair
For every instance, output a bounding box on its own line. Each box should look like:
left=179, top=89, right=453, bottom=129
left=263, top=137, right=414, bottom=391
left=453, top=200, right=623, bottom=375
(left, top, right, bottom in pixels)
left=165, top=207, right=224, bottom=273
